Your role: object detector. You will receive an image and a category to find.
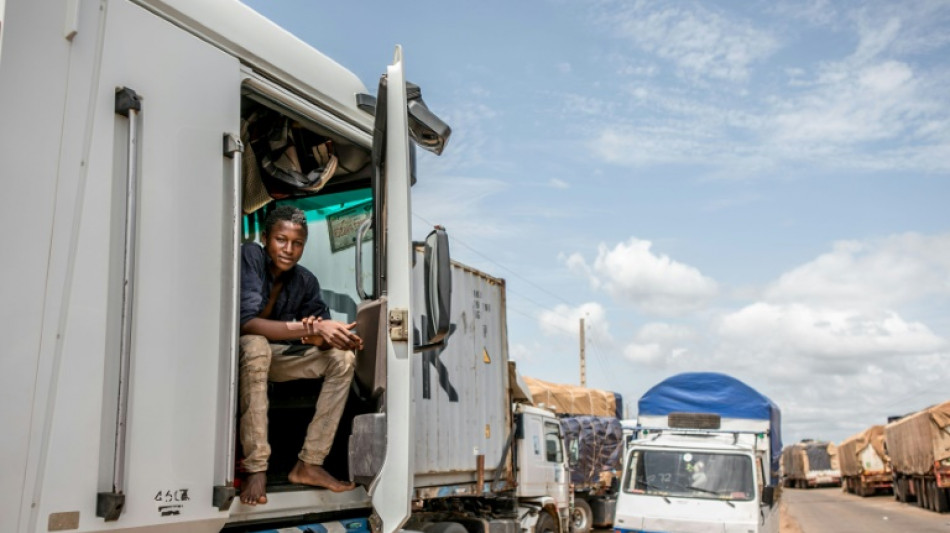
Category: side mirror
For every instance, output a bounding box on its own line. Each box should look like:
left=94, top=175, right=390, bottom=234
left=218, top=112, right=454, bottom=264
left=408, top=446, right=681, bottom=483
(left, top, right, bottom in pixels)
left=761, top=485, right=776, bottom=507
left=421, top=226, right=451, bottom=347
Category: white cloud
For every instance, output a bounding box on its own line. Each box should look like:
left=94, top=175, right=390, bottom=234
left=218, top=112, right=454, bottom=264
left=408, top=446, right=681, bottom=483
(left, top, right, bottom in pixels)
left=548, top=178, right=569, bottom=189
left=538, top=302, right=613, bottom=344
left=580, top=2, right=950, bottom=176
left=771, top=59, right=923, bottom=147
left=717, top=303, right=946, bottom=361
left=765, top=17, right=950, bottom=171
left=700, top=232, right=950, bottom=442
left=608, top=1, right=778, bottom=82
left=567, top=238, right=718, bottom=315
left=623, top=322, right=695, bottom=366
left=770, top=0, right=838, bottom=27
left=509, top=342, right=536, bottom=364
left=765, top=233, right=950, bottom=308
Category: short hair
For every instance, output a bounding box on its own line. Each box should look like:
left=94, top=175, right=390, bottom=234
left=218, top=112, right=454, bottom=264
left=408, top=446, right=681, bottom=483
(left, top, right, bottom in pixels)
left=263, top=205, right=308, bottom=238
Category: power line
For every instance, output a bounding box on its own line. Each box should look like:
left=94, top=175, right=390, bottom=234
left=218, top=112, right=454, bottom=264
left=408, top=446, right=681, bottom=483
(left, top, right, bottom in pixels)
left=415, top=212, right=624, bottom=386
left=414, top=213, right=578, bottom=308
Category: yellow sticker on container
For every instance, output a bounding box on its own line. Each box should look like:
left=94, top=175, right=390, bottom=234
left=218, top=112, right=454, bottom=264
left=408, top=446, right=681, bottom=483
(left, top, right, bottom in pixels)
left=485, top=424, right=491, bottom=438
left=482, top=348, right=491, bottom=364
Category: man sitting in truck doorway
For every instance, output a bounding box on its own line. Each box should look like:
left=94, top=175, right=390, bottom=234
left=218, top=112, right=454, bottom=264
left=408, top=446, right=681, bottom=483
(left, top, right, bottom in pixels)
left=239, top=205, right=363, bottom=505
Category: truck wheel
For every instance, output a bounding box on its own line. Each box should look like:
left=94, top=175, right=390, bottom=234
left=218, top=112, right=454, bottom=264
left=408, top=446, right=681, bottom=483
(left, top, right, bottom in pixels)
left=570, top=499, right=593, bottom=533
left=536, top=511, right=559, bottom=533
left=936, top=487, right=950, bottom=513
left=422, top=522, right=468, bottom=533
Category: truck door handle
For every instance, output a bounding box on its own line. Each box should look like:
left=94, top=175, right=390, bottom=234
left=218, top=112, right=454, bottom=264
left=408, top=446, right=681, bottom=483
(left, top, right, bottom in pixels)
left=355, top=218, right=373, bottom=301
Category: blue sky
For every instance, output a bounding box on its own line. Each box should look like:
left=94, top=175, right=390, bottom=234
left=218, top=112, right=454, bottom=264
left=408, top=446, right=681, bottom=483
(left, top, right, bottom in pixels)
left=243, top=0, right=950, bottom=444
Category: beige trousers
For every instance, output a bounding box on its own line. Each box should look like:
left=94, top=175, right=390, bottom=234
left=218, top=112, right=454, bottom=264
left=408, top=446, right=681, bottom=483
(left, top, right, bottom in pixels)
left=239, top=335, right=355, bottom=473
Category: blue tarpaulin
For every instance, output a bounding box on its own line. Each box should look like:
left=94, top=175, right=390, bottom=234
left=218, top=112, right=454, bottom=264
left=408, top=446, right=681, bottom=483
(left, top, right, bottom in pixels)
left=560, top=416, right=624, bottom=486
left=638, top=372, right=782, bottom=485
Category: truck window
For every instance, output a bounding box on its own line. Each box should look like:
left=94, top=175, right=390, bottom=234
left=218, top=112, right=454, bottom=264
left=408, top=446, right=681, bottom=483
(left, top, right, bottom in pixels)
left=544, top=422, right=563, bottom=463
left=624, top=450, right=754, bottom=502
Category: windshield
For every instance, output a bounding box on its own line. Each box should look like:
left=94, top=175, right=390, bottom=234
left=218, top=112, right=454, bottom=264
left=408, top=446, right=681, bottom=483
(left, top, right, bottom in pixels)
left=624, top=449, right=754, bottom=502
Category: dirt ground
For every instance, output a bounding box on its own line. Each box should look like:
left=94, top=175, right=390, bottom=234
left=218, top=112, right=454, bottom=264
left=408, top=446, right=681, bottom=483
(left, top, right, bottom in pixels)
left=780, top=499, right=804, bottom=533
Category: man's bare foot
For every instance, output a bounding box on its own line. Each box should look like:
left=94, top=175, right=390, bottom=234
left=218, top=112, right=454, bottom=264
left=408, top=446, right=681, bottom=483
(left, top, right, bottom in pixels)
left=240, top=472, right=268, bottom=505
left=288, top=461, right=356, bottom=492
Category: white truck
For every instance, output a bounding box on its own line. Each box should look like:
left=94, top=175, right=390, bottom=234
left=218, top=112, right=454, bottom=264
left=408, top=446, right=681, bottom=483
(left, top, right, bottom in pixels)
left=615, top=373, right=781, bottom=533
left=0, top=1, right=570, bottom=532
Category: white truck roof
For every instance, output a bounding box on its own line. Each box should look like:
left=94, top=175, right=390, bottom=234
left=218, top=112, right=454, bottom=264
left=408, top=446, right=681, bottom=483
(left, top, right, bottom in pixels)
left=633, top=432, right=759, bottom=453
left=136, top=0, right=374, bottom=131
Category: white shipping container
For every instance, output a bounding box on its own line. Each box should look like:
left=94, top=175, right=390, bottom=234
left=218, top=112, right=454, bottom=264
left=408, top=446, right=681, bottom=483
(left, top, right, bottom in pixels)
left=411, top=253, right=511, bottom=489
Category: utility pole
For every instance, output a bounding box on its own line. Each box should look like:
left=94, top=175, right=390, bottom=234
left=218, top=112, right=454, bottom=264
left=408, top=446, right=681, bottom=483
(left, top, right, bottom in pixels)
left=579, top=317, right=586, bottom=387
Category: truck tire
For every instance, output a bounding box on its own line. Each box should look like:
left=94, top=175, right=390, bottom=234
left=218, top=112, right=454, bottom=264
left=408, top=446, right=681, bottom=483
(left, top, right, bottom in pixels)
left=936, top=487, right=950, bottom=513
left=570, top=498, right=592, bottom=533
left=535, top=510, right=559, bottom=533
left=928, top=480, right=937, bottom=511
left=422, top=522, right=468, bottom=533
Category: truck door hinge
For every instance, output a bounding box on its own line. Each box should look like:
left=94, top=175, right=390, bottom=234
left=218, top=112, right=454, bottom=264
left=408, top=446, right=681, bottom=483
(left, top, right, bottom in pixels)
left=389, top=308, right=409, bottom=341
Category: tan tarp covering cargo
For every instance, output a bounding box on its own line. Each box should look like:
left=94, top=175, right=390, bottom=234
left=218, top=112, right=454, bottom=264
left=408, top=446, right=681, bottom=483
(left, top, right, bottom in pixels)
left=838, top=425, right=888, bottom=476
left=782, top=442, right=838, bottom=478
left=885, top=400, right=950, bottom=475
left=523, top=377, right=616, bottom=417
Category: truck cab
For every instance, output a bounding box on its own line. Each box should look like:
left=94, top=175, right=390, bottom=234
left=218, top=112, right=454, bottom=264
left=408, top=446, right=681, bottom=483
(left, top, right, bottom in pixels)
left=615, top=431, right=777, bottom=533
left=0, top=1, right=451, bottom=532
left=515, top=404, right=571, bottom=533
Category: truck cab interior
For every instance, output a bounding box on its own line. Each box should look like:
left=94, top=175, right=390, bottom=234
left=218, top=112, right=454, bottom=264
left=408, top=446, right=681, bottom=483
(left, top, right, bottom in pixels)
left=237, top=92, right=383, bottom=493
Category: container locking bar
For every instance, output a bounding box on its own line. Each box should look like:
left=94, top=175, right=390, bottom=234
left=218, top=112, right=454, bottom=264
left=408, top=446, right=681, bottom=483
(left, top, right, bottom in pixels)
left=98, top=87, right=142, bottom=521
left=212, top=134, right=243, bottom=511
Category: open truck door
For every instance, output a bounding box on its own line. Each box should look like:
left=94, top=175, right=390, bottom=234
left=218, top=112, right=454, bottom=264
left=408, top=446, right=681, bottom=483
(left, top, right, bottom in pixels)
left=363, top=46, right=451, bottom=533
left=369, top=45, right=416, bottom=533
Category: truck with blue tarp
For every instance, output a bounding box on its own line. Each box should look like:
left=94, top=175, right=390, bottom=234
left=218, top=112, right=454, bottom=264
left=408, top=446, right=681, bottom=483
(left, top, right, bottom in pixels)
left=615, top=372, right=782, bottom=533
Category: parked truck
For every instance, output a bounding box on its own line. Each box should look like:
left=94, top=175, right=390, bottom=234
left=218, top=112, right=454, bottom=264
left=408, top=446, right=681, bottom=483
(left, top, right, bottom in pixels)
left=0, top=1, right=573, bottom=532
left=615, top=372, right=781, bottom=533
left=781, top=440, right=841, bottom=489
left=523, top=378, right=624, bottom=533
left=885, top=400, right=950, bottom=513
left=838, top=425, right=892, bottom=496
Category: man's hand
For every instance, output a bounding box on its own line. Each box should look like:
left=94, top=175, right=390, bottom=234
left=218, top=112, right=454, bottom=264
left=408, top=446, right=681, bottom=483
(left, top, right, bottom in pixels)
left=301, top=316, right=363, bottom=351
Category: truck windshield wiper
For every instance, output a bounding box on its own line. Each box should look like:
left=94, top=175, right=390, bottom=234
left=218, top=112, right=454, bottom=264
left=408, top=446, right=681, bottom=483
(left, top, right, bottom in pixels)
left=682, top=484, right=738, bottom=506
left=637, top=480, right=672, bottom=503
left=686, top=485, right=720, bottom=496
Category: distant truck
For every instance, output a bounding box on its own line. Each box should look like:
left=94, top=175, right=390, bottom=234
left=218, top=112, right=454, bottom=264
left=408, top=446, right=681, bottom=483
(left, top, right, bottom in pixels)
left=615, top=372, right=781, bottom=533
left=524, top=378, right=624, bottom=533
left=838, top=425, right=892, bottom=496
left=885, top=400, right=950, bottom=513
left=781, top=440, right=841, bottom=489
